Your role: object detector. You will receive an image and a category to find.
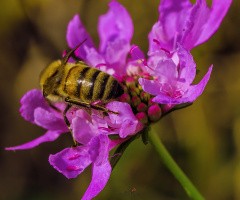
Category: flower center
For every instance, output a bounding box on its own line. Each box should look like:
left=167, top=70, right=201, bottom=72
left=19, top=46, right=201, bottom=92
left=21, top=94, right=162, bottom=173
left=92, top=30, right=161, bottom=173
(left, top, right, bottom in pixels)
left=159, top=83, right=185, bottom=99
left=118, top=73, right=162, bottom=126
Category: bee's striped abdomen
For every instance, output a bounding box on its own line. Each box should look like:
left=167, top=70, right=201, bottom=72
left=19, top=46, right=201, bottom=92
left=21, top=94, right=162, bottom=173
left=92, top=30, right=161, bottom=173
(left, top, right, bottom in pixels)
left=63, top=64, right=123, bottom=103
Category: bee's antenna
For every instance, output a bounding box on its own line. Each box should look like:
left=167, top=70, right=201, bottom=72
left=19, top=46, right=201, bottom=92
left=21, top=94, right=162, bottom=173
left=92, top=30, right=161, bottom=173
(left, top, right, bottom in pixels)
left=61, top=38, right=87, bottom=66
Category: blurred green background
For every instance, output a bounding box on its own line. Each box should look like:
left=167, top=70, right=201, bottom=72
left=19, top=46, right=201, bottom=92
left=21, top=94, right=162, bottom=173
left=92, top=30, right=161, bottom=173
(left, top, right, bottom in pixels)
left=1, top=0, right=239, bottom=199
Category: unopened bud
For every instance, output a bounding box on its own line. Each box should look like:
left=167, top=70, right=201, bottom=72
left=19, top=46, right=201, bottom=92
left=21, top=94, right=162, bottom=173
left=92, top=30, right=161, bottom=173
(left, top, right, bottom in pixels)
left=136, top=112, right=148, bottom=125
left=148, top=105, right=161, bottom=122
left=125, top=77, right=136, bottom=88
left=137, top=103, right=148, bottom=112
left=121, top=85, right=129, bottom=93
left=130, top=87, right=140, bottom=96
left=119, top=93, right=131, bottom=104
left=141, top=91, right=150, bottom=102
left=132, top=96, right=141, bottom=107
left=148, top=98, right=157, bottom=106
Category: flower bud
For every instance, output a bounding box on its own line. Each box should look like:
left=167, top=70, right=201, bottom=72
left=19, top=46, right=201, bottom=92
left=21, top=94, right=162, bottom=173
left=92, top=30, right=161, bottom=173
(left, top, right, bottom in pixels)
left=119, top=93, right=131, bottom=104
left=125, top=77, right=136, bottom=88
left=148, top=98, right=157, bottom=106
left=148, top=105, right=161, bottom=122
left=130, top=87, right=140, bottom=96
left=141, top=91, right=150, bottom=102
left=137, top=103, right=148, bottom=112
left=136, top=112, right=148, bottom=125
left=132, top=96, right=141, bottom=107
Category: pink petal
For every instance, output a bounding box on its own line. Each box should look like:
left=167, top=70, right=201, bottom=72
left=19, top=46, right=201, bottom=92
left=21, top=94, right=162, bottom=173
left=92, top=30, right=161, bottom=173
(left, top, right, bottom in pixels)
left=34, top=107, right=68, bottom=131
left=183, top=65, right=213, bottom=102
left=71, top=117, right=96, bottom=144
left=181, top=0, right=210, bottom=50
left=84, top=46, right=105, bottom=68
left=92, top=114, right=108, bottom=129
left=119, top=119, right=138, bottom=138
left=106, top=38, right=129, bottom=64
left=5, top=130, right=63, bottom=150
left=177, top=45, right=196, bottom=86
left=66, top=14, right=96, bottom=60
left=49, top=146, right=91, bottom=179
left=153, top=65, right=213, bottom=104
left=192, top=0, right=232, bottom=48
left=138, top=78, right=162, bottom=96
left=154, top=58, right=178, bottom=84
left=105, top=102, right=136, bottom=125
left=88, top=134, right=109, bottom=166
left=82, top=161, right=111, bottom=200
left=98, top=1, right=133, bottom=53
left=19, top=89, right=49, bottom=123
left=149, top=0, right=192, bottom=52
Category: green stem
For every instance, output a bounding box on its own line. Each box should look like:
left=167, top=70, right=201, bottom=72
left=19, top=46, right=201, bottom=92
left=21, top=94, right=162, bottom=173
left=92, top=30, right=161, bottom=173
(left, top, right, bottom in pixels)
left=148, top=128, right=205, bottom=200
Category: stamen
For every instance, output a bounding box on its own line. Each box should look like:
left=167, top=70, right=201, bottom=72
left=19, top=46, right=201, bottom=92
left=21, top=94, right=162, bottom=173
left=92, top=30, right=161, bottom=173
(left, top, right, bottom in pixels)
left=153, top=39, right=170, bottom=54
left=95, top=63, right=107, bottom=70
left=129, top=45, right=155, bottom=71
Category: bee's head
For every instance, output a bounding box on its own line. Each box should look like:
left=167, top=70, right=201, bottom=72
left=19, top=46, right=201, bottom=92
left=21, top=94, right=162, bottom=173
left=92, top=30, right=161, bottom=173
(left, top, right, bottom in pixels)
left=40, top=60, right=62, bottom=97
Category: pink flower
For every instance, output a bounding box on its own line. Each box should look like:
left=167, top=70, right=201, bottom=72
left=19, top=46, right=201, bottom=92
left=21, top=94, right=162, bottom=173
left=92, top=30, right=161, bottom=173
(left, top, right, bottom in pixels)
left=139, top=45, right=212, bottom=106
left=67, top=0, right=133, bottom=76
left=149, top=0, right=232, bottom=52
left=5, top=0, right=232, bottom=199
left=5, top=89, right=69, bottom=150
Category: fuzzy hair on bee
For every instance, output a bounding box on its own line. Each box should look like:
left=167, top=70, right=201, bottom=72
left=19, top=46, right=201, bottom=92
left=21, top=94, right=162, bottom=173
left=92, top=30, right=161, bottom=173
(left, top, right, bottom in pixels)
left=40, top=40, right=124, bottom=143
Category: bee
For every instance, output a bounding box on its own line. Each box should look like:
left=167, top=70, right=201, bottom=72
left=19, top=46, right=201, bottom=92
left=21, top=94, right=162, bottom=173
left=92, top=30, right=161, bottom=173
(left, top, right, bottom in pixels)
left=40, top=40, right=124, bottom=135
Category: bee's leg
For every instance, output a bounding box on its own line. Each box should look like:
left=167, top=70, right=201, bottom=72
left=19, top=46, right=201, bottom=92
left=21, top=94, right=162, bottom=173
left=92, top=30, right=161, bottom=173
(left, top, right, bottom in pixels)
left=65, top=97, right=119, bottom=115
left=46, top=99, right=61, bottom=112
left=63, top=103, right=78, bottom=147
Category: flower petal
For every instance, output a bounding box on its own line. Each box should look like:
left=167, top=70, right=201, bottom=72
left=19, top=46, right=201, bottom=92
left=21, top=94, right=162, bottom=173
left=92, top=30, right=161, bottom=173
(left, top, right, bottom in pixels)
left=154, top=59, right=178, bottom=84
left=82, top=161, right=111, bottom=200
left=105, top=102, right=143, bottom=137
left=71, top=117, right=96, bottom=144
left=105, top=102, right=136, bottom=124
left=5, top=130, right=63, bottom=150
left=19, top=89, right=49, bottom=123
left=153, top=93, right=188, bottom=104
left=119, top=119, right=138, bottom=138
left=66, top=14, right=96, bottom=60
left=34, top=107, right=68, bottom=131
left=84, top=46, right=105, bottom=68
left=153, top=65, right=213, bottom=104
left=181, top=0, right=210, bottom=50
left=149, top=0, right=192, bottom=52
left=49, top=146, right=91, bottom=179
left=88, top=134, right=109, bottom=166
left=177, top=45, right=196, bottom=86
left=105, top=38, right=130, bottom=69
left=183, top=0, right=232, bottom=49
left=182, top=65, right=213, bottom=102
left=98, top=1, right=133, bottom=53
left=138, top=78, right=162, bottom=96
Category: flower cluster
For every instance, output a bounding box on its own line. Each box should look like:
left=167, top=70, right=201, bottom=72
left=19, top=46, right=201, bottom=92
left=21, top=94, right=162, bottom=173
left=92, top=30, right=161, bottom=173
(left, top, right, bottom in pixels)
left=6, top=0, right=231, bottom=199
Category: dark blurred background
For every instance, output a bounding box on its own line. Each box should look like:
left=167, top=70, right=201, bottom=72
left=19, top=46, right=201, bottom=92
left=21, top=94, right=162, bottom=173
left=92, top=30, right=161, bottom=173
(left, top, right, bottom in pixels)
left=1, top=0, right=240, bottom=199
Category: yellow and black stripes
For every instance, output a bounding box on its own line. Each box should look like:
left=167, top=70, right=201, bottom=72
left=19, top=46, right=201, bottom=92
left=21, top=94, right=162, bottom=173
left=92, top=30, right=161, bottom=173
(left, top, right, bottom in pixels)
left=60, top=64, right=124, bottom=103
